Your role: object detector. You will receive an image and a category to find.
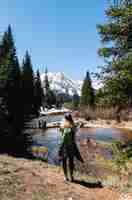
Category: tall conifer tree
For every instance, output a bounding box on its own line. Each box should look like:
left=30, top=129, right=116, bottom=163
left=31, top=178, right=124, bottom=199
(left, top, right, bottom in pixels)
left=43, top=68, right=56, bottom=108
left=22, top=51, right=34, bottom=115
left=80, top=71, right=95, bottom=106
left=72, top=93, right=80, bottom=109
left=97, top=0, right=132, bottom=106
left=0, top=26, right=32, bottom=156
left=0, top=26, right=22, bottom=152
left=34, top=69, right=43, bottom=115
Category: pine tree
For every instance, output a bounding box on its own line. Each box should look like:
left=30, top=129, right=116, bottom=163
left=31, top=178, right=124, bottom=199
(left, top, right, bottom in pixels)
left=97, top=0, right=132, bottom=107
left=0, top=26, right=32, bottom=156
left=0, top=25, right=21, bottom=152
left=44, top=67, right=50, bottom=92
left=80, top=71, right=95, bottom=106
left=43, top=67, right=49, bottom=108
left=72, top=93, right=80, bottom=109
left=56, top=94, right=64, bottom=109
left=43, top=68, right=56, bottom=108
left=34, top=69, right=44, bottom=115
left=22, top=51, right=34, bottom=115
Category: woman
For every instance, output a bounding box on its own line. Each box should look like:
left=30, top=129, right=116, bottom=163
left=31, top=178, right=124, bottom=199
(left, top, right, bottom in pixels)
left=59, top=113, right=84, bottom=182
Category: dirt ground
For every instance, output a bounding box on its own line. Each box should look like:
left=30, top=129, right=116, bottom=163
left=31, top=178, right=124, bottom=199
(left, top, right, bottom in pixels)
left=0, top=155, right=131, bottom=200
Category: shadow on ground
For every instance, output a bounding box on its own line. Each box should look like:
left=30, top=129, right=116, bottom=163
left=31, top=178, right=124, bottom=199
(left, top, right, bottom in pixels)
left=73, top=180, right=103, bottom=188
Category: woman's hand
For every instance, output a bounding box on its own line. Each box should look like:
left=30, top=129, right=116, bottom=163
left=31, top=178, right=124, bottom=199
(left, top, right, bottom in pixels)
left=79, top=122, right=84, bottom=128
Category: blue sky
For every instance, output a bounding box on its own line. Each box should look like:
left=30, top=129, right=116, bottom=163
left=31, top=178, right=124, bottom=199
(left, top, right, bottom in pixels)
left=0, top=0, right=108, bottom=80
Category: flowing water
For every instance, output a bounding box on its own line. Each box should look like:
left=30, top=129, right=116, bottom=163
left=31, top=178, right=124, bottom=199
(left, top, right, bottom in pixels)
left=33, top=126, right=132, bottom=164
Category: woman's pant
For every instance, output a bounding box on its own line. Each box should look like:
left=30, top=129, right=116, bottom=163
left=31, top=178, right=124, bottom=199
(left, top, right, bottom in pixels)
left=62, top=154, right=74, bottom=179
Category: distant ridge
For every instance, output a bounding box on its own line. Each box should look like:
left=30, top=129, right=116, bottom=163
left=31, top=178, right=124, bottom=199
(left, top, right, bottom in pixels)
left=40, top=72, right=102, bottom=96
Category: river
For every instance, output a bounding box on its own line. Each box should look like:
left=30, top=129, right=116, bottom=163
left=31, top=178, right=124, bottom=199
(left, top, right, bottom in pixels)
left=33, top=124, right=132, bottom=164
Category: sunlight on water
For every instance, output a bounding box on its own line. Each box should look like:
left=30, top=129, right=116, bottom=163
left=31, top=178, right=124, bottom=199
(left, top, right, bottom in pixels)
left=33, top=127, right=132, bottom=164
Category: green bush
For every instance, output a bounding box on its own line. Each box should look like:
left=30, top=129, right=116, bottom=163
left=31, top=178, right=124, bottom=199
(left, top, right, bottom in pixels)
left=111, top=140, right=132, bottom=170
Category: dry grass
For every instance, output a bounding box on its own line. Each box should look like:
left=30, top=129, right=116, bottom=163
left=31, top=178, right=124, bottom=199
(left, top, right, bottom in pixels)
left=77, top=106, right=132, bottom=121
left=0, top=154, right=123, bottom=200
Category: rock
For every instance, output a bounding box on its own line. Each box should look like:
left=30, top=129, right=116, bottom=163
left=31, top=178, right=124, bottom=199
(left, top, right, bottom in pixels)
left=72, top=111, right=80, bottom=118
left=80, top=139, right=88, bottom=146
left=87, top=139, right=97, bottom=147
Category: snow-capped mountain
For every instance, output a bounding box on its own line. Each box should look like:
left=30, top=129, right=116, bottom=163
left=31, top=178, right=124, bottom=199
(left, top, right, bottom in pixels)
left=41, top=72, right=81, bottom=96
left=40, top=72, right=102, bottom=96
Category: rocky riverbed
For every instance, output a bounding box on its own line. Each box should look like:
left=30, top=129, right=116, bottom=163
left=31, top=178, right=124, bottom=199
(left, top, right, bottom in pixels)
left=74, top=118, right=132, bottom=130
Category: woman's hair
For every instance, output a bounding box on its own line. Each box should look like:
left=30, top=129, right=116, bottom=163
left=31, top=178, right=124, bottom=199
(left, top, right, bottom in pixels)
left=64, top=113, right=74, bottom=125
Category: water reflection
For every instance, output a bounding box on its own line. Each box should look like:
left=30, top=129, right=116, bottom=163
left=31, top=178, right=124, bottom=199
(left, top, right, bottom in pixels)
left=33, top=128, right=60, bottom=164
left=33, top=127, right=132, bottom=164
left=78, top=128, right=132, bottom=142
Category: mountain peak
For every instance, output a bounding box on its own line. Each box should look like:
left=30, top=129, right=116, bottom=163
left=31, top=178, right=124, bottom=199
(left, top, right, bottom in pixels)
left=41, top=72, right=81, bottom=96
left=40, top=71, right=102, bottom=96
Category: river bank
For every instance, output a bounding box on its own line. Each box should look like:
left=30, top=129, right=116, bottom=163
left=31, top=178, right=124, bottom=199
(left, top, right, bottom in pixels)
left=1, top=118, right=132, bottom=199
left=74, top=118, right=132, bottom=131
left=31, top=124, right=132, bottom=196
left=0, top=154, right=130, bottom=200
left=46, top=118, right=132, bottom=132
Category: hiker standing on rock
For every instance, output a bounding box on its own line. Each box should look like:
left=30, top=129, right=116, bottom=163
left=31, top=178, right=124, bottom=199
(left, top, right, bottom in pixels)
left=59, top=113, right=84, bottom=182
